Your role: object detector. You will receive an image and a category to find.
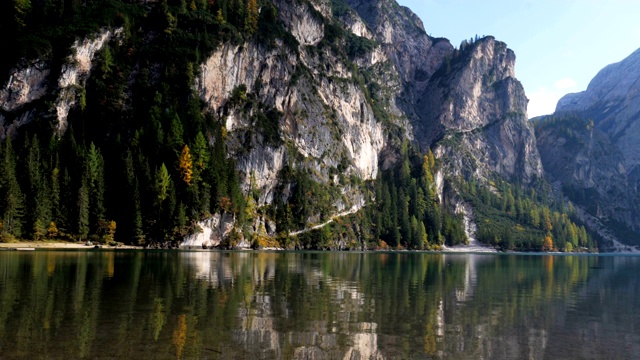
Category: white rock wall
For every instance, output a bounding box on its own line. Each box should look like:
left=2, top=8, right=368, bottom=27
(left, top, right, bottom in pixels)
left=55, top=27, right=124, bottom=134
left=0, top=61, right=50, bottom=112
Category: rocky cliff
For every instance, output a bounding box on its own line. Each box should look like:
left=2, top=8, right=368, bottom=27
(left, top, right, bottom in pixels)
left=0, top=27, right=123, bottom=139
left=422, top=38, right=542, bottom=183
left=556, top=48, right=640, bottom=186
left=540, top=48, right=640, bottom=247
left=188, top=0, right=544, bottom=247
left=0, top=0, right=578, bottom=250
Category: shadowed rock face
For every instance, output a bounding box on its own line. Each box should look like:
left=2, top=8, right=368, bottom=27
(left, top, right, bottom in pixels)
left=535, top=117, right=639, bottom=241
left=545, top=48, right=640, bottom=240
left=556, top=48, right=640, bottom=190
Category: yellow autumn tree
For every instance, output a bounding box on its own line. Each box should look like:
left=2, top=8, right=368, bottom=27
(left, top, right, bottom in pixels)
left=543, top=236, right=554, bottom=252
left=179, top=145, right=193, bottom=185
left=47, top=221, right=58, bottom=239
left=108, top=221, right=116, bottom=243
left=245, top=0, right=259, bottom=35
left=172, top=314, right=187, bottom=359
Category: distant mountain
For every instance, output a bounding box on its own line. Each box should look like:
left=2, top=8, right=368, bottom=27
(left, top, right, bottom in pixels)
left=536, top=48, right=640, bottom=249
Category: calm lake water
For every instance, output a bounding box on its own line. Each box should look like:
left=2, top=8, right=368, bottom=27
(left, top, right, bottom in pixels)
left=0, top=251, right=639, bottom=359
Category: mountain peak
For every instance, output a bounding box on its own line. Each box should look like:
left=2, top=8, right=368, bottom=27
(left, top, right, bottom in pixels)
left=556, top=47, right=640, bottom=113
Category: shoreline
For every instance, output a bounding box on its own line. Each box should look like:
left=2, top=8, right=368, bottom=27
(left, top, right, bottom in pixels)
left=0, top=241, right=142, bottom=250
left=0, top=242, right=625, bottom=254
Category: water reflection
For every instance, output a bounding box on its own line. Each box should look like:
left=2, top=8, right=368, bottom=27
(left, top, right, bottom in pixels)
left=0, top=251, right=639, bottom=359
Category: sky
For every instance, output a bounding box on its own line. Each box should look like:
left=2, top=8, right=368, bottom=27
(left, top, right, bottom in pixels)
left=396, top=0, right=640, bottom=118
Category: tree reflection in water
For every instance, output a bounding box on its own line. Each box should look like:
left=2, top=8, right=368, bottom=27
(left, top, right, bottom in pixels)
left=0, top=251, right=639, bottom=359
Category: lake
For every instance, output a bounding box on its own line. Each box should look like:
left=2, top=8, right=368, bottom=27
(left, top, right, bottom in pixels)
left=0, top=251, right=639, bottom=359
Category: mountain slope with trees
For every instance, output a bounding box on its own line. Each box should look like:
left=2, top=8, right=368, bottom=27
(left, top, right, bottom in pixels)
left=0, top=0, right=598, bottom=252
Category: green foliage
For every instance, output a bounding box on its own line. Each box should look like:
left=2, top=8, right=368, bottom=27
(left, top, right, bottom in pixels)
left=0, top=0, right=598, bottom=253
left=155, top=163, right=171, bottom=206
left=254, top=109, right=283, bottom=146
left=77, top=180, right=89, bottom=240
left=458, top=177, right=597, bottom=252
left=346, top=33, right=377, bottom=59
left=0, top=138, right=25, bottom=238
left=331, top=0, right=352, bottom=18
left=0, top=0, right=255, bottom=244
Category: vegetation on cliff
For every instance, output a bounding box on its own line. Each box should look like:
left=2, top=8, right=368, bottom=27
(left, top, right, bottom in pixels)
left=0, top=0, right=599, bottom=251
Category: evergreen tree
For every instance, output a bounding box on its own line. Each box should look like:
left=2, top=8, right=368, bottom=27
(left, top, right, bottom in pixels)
left=13, top=0, right=32, bottom=29
left=26, top=135, right=51, bottom=239
left=167, top=113, right=184, bottom=150
left=86, top=143, right=105, bottom=229
left=191, top=131, right=209, bottom=182
left=155, top=163, right=171, bottom=206
left=0, top=138, right=25, bottom=238
left=244, top=0, right=258, bottom=35
left=100, top=45, right=113, bottom=79
left=77, top=179, right=89, bottom=240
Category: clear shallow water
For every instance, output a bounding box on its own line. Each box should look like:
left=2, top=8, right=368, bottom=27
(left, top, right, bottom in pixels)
left=0, top=251, right=639, bottom=359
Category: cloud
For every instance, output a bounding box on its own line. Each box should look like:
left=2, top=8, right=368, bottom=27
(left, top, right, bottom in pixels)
left=527, top=78, right=578, bottom=118
left=554, top=77, right=577, bottom=90
left=527, top=88, right=561, bottom=118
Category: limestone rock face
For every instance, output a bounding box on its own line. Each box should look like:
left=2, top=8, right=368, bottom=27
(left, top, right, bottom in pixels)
left=276, top=0, right=325, bottom=46
left=56, top=27, right=124, bottom=134
left=543, top=48, right=640, bottom=241
left=0, top=61, right=50, bottom=113
left=556, top=48, right=640, bottom=192
left=536, top=119, right=638, bottom=238
left=0, top=27, right=122, bottom=139
left=346, top=1, right=541, bottom=184
left=0, top=0, right=552, bottom=248
left=421, top=37, right=543, bottom=182
left=191, top=0, right=393, bottom=243
left=346, top=0, right=453, bottom=119
left=185, top=0, right=548, bottom=246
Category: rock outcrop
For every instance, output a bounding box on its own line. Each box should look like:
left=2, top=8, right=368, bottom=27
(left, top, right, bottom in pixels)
left=55, top=27, right=123, bottom=134
left=189, top=0, right=546, bottom=246
left=423, top=37, right=543, bottom=183
left=0, top=27, right=122, bottom=139
left=0, top=0, right=557, bottom=249
left=347, top=1, right=541, bottom=184
left=556, top=48, right=640, bottom=192
left=542, top=48, right=640, bottom=245
left=0, top=60, right=50, bottom=113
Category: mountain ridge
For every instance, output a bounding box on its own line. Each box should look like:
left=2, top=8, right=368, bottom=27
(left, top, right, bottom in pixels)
left=0, top=0, right=599, bottom=252
left=536, top=46, right=640, bottom=249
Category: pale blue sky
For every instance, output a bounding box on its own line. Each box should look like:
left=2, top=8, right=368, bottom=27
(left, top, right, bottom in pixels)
left=397, top=0, right=640, bottom=117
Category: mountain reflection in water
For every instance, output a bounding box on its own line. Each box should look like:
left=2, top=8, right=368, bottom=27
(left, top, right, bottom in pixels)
left=0, top=251, right=639, bottom=359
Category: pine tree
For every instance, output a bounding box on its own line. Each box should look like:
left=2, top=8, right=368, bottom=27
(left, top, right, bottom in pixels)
left=51, top=166, right=61, bottom=223
left=156, top=163, right=171, bottom=206
left=77, top=180, right=89, bottom=240
left=100, top=45, right=113, bottom=79
left=410, top=215, right=420, bottom=249
left=0, top=138, right=25, bottom=238
left=26, top=135, right=50, bottom=238
left=191, top=131, right=209, bottom=182
left=419, top=221, right=428, bottom=248
left=13, top=0, right=32, bottom=29
left=86, top=143, right=105, bottom=228
left=47, top=221, right=58, bottom=239
left=244, top=0, right=258, bottom=35
left=167, top=113, right=184, bottom=150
